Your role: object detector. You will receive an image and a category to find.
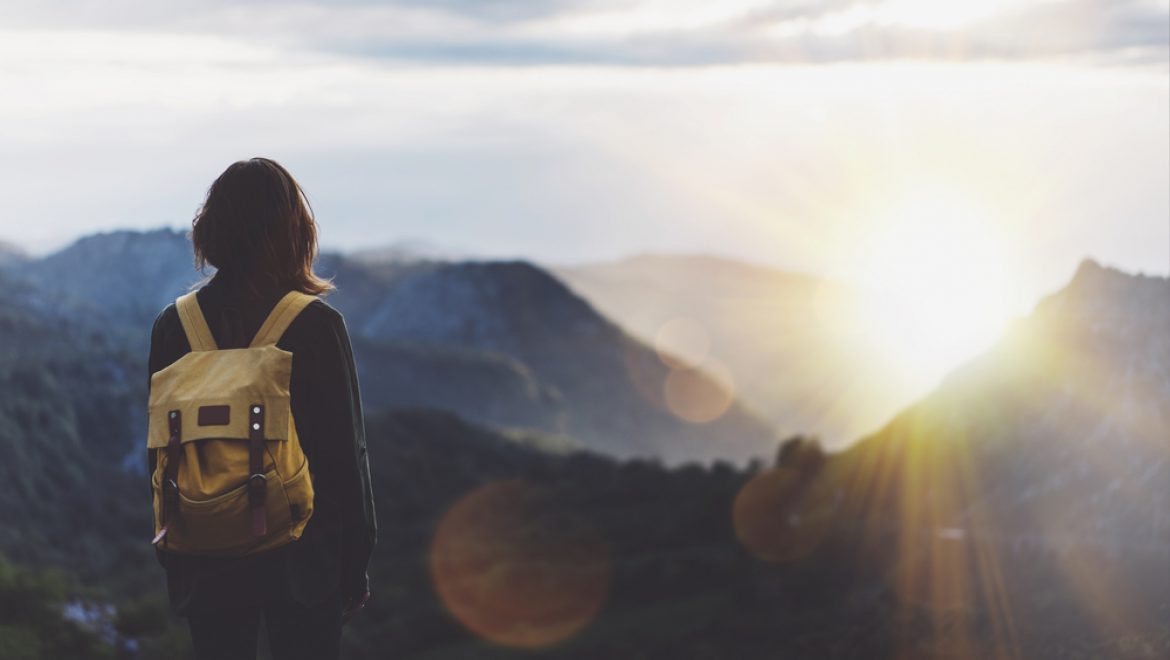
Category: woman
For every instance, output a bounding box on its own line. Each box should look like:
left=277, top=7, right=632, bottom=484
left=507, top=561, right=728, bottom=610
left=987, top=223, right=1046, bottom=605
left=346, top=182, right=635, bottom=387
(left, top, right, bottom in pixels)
left=147, top=158, right=376, bottom=660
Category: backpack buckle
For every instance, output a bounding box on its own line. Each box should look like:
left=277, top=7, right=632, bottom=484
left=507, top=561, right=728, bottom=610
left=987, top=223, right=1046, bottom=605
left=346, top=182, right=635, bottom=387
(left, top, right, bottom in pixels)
left=163, top=478, right=179, bottom=508
left=248, top=473, right=269, bottom=537
left=248, top=473, right=268, bottom=504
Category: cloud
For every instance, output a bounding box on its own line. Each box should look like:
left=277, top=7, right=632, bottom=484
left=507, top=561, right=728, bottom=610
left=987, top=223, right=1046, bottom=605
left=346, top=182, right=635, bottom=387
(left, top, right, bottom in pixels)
left=386, top=0, right=612, bottom=22
left=4, top=0, right=1166, bottom=66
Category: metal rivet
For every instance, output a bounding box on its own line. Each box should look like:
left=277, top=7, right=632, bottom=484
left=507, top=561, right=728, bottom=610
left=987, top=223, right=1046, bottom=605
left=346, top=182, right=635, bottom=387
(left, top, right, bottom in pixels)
left=252, top=406, right=261, bottom=414
left=252, top=423, right=261, bottom=431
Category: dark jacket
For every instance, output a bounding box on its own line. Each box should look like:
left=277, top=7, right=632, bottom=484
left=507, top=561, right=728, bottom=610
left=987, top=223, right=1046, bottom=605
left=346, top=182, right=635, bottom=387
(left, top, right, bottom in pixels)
left=147, top=272, right=376, bottom=615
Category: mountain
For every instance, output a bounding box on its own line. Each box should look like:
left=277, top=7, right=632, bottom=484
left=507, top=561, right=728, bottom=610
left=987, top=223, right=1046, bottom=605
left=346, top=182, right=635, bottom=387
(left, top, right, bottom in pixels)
left=319, top=256, right=779, bottom=463
left=820, top=259, right=1170, bottom=657
left=7, top=231, right=779, bottom=465
left=15, top=229, right=202, bottom=337
left=349, top=337, right=568, bottom=440
left=842, top=258, right=1169, bottom=541
left=0, top=240, right=28, bottom=267
left=346, top=238, right=466, bottom=264
left=553, top=254, right=897, bottom=448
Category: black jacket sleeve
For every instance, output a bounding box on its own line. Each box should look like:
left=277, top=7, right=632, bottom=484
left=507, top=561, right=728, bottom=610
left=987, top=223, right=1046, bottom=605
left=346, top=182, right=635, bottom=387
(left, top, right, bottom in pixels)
left=147, top=304, right=188, bottom=566
left=298, top=307, right=377, bottom=599
left=146, top=305, right=187, bottom=487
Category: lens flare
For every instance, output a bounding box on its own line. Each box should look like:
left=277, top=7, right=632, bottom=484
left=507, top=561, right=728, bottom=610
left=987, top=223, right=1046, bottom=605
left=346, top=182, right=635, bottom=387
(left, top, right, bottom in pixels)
left=654, top=317, right=711, bottom=370
left=429, top=480, right=611, bottom=649
left=663, top=358, right=736, bottom=424
left=733, top=467, right=840, bottom=563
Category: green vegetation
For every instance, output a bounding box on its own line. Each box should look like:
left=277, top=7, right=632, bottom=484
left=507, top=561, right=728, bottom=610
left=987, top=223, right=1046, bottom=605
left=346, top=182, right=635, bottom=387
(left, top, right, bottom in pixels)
left=0, top=555, right=113, bottom=659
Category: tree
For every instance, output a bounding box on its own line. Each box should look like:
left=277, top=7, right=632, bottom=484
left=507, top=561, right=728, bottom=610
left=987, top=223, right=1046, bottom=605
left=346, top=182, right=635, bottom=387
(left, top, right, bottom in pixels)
left=775, top=435, right=826, bottom=475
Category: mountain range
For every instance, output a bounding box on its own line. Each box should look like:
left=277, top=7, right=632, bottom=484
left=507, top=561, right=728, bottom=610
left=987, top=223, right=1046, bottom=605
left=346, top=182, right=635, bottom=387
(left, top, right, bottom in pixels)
left=0, top=229, right=1165, bottom=658
left=3, top=229, right=779, bottom=465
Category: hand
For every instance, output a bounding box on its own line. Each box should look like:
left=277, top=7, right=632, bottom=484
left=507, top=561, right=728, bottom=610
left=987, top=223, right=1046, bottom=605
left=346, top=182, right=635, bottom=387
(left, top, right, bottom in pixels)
left=341, top=590, right=370, bottom=624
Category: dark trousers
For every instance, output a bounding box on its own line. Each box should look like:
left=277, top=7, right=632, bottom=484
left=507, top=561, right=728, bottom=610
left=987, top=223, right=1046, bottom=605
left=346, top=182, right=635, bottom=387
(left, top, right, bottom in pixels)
left=180, top=550, right=343, bottom=660
left=187, top=595, right=342, bottom=660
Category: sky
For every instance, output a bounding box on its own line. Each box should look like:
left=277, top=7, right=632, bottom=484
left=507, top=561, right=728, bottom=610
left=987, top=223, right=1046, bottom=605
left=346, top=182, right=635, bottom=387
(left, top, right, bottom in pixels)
left=1, top=0, right=1167, bottom=309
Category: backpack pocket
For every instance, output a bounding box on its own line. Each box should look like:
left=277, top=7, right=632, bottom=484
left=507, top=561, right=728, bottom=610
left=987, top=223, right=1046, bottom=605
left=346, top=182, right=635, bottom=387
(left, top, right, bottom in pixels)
left=280, top=458, right=314, bottom=539
left=169, top=464, right=295, bottom=556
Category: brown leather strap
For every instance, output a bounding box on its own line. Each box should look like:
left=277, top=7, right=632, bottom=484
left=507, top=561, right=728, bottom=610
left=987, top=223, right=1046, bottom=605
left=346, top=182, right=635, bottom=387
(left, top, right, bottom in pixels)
left=156, top=410, right=182, bottom=547
left=248, top=404, right=268, bottom=537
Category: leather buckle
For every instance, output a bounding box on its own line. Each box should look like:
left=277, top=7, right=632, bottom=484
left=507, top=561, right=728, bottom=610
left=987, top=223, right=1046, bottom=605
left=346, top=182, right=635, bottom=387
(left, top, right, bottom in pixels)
left=163, top=478, right=179, bottom=506
left=248, top=473, right=268, bottom=503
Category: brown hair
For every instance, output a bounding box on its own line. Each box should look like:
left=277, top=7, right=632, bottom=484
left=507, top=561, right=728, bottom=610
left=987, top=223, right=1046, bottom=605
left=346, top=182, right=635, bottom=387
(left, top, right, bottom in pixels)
left=191, top=157, right=333, bottom=296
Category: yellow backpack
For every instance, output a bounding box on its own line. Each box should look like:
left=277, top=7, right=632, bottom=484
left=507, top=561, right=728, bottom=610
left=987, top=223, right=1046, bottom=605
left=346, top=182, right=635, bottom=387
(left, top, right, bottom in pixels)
left=147, top=290, right=316, bottom=556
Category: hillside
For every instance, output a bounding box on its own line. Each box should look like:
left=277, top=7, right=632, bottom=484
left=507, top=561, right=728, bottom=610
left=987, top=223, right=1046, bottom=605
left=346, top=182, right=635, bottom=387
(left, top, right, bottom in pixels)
left=825, top=259, right=1170, bottom=657
left=553, top=254, right=898, bottom=447
left=320, top=256, right=778, bottom=463
left=841, top=259, right=1169, bottom=540
left=19, top=229, right=203, bottom=335
left=0, top=267, right=151, bottom=588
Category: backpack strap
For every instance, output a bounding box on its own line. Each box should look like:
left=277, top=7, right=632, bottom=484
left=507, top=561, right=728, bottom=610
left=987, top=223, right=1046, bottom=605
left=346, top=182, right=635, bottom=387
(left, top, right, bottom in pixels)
left=248, top=404, right=268, bottom=537
left=175, top=292, right=218, bottom=352
left=152, top=409, right=183, bottom=548
left=249, top=291, right=318, bottom=348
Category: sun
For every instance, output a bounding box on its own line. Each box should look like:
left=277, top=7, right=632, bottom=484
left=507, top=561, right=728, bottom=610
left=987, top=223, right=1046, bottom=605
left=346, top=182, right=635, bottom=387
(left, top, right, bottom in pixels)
left=843, top=187, right=1022, bottom=396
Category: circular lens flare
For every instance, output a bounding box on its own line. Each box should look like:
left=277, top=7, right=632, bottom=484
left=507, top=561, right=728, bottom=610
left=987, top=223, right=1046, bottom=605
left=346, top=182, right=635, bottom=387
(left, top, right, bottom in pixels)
left=654, top=317, right=711, bottom=370
left=429, top=480, right=610, bottom=649
left=733, top=468, right=840, bottom=563
left=663, top=358, right=736, bottom=424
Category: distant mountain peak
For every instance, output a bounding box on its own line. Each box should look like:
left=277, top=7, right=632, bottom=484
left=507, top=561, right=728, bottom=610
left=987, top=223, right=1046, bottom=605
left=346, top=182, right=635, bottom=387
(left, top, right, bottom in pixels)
left=1067, top=256, right=1169, bottom=289
left=20, top=227, right=202, bottom=331
left=62, top=227, right=188, bottom=252
left=347, top=238, right=463, bottom=264
left=1067, top=257, right=1132, bottom=288
left=0, top=239, right=29, bottom=267
left=1037, top=258, right=1168, bottom=323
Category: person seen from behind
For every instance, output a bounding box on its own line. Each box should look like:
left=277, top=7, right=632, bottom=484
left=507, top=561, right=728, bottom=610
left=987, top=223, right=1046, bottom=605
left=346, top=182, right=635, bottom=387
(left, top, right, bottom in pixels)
left=146, top=157, right=376, bottom=660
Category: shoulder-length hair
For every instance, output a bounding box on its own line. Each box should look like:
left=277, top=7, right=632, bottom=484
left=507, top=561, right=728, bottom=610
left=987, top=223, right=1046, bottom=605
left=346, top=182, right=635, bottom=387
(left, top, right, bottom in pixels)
left=191, top=157, right=333, bottom=296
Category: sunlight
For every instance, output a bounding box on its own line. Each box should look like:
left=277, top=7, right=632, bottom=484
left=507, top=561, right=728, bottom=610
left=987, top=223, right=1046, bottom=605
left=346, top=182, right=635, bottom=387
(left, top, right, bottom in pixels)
left=848, top=187, right=1020, bottom=394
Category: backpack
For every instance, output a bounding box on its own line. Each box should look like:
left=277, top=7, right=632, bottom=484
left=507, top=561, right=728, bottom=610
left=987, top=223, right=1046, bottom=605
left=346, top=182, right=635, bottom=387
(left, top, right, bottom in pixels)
left=147, top=290, right=316, bottom=556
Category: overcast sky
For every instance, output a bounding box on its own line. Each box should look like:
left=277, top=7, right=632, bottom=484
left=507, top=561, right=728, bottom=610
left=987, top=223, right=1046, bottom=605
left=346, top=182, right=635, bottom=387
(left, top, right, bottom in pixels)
left=1, top=0, right=1167, bottom=302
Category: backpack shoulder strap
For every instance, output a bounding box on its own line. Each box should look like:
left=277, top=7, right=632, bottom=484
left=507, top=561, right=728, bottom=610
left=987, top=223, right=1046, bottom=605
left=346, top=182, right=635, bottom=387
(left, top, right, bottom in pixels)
left=249, top=291, right=319, bottom=348
left=175, top=292, right=218, bottom=352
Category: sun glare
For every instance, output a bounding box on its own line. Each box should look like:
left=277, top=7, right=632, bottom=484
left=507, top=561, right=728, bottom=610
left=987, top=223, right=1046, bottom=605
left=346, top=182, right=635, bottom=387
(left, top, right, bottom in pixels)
left=844, top=188, right=1021, bottom=395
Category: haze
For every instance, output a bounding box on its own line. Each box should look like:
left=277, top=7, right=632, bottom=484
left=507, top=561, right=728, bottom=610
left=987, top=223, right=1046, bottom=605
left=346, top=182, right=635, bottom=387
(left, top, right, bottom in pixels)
left=1, top=0, right=1166, bottom=316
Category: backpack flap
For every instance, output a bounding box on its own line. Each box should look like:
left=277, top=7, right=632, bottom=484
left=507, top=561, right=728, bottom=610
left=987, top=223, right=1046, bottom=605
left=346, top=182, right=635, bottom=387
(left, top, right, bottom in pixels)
left=146, top=347, right=293, bottom=449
